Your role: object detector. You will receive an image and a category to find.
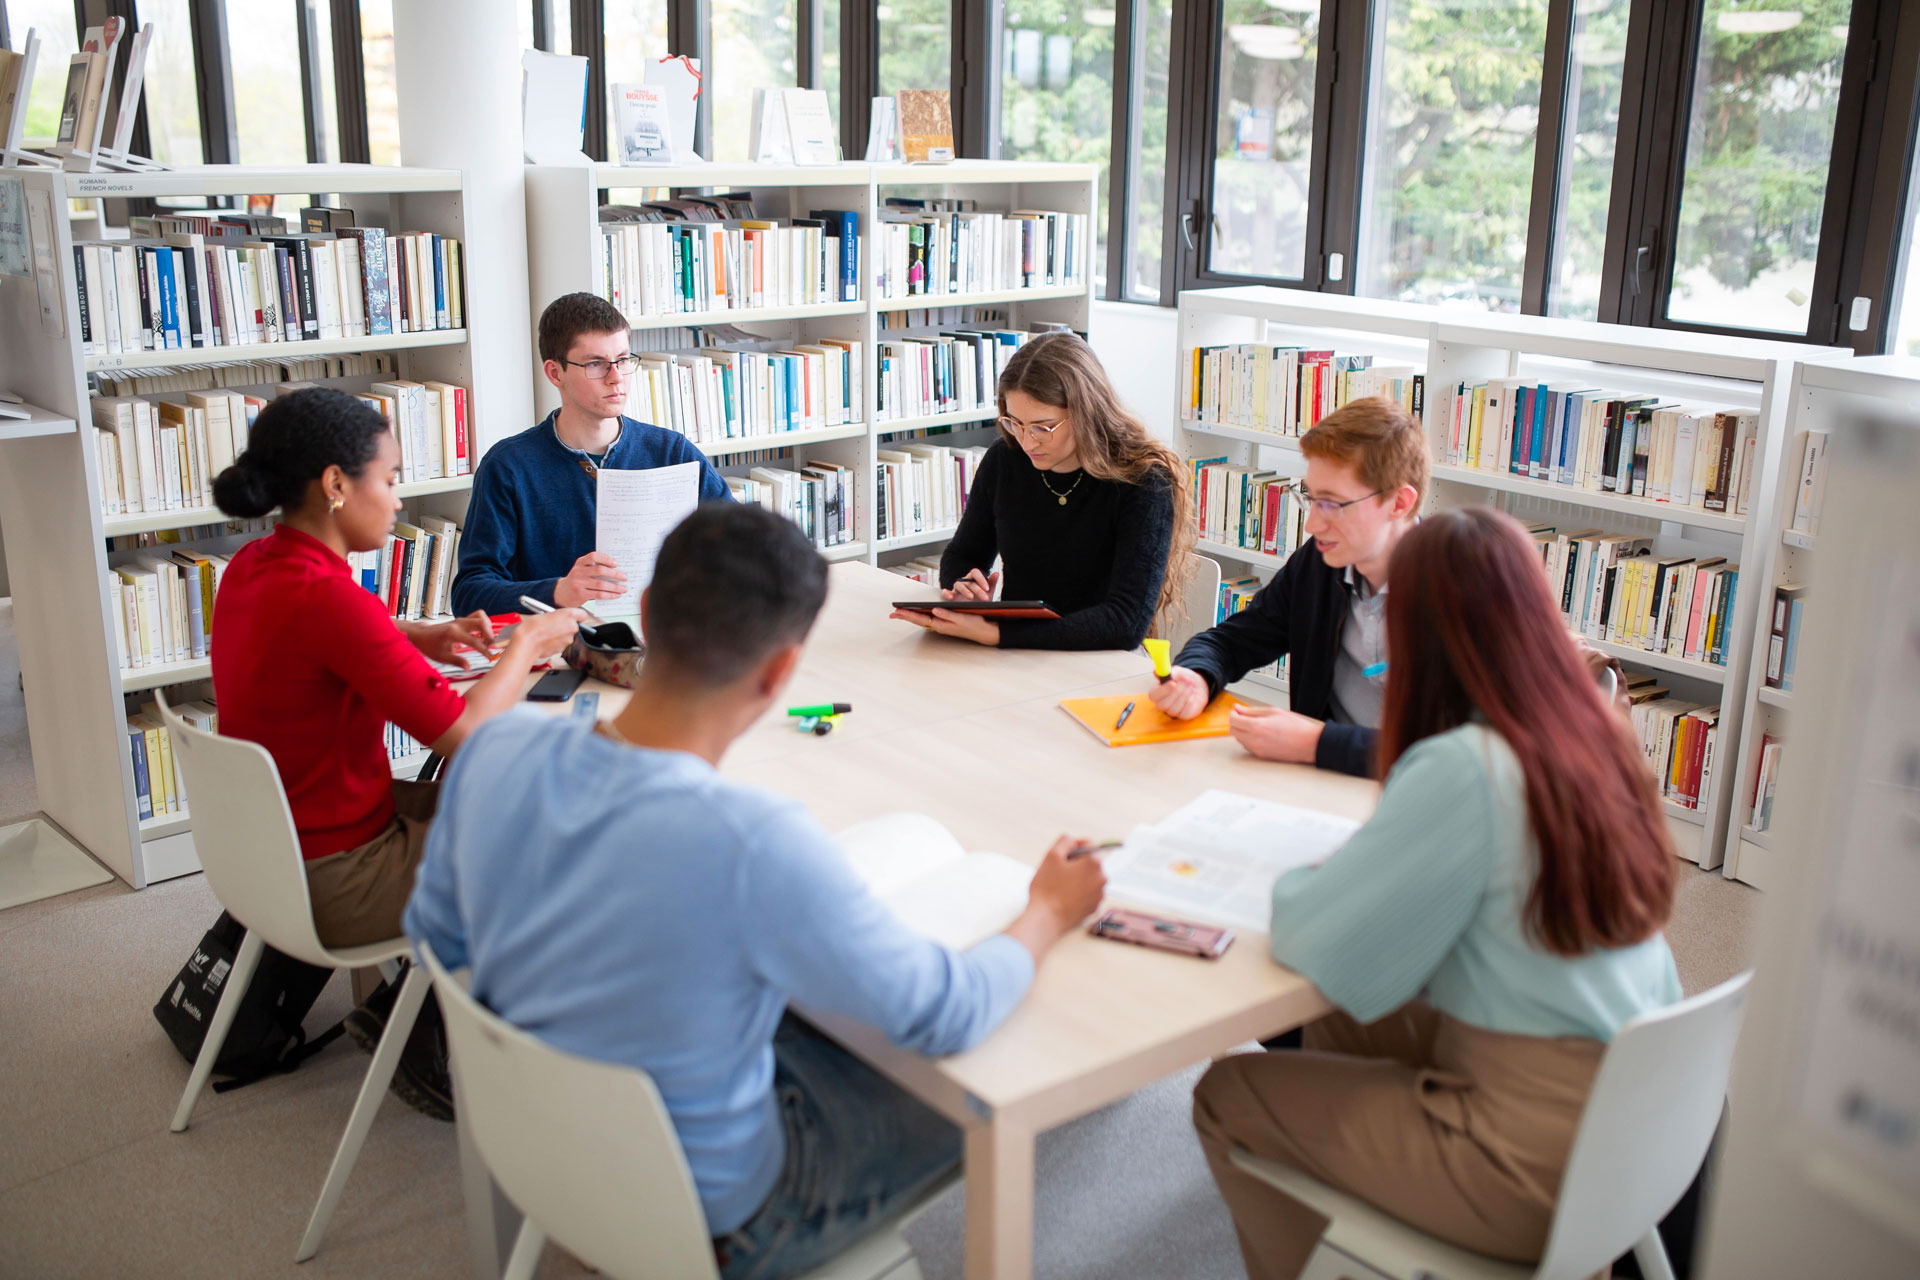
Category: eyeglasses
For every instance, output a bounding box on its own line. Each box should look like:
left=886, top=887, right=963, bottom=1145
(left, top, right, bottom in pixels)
left=1286, top=482, right=1384, bottom=519
left=558, top=353, right=642, bottom=380
left=998, top=415, right=1067, bottom=438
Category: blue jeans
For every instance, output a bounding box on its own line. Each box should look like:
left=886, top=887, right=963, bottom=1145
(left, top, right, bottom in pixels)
left=712, top=1014, right=961, bottom=1280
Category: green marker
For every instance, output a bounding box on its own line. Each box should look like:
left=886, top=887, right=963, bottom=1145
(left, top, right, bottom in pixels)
left=787, top=702, right=852, bottom=717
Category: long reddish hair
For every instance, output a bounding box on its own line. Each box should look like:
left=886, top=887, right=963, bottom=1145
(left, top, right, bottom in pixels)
left=1377, top=508, right=1675, bottom=956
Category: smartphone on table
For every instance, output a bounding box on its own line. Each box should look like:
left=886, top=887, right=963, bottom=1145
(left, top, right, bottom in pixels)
left=526, top=667, right=587, bottom=702
left=1088, top=908, right=1234, bottom=959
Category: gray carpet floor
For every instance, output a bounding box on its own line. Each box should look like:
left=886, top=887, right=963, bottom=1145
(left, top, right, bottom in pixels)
left=0, top=603, right=1758, bottom=1279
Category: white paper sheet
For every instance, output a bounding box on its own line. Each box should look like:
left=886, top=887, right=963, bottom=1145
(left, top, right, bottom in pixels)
left=838, top=813, right=1032, bottom=951
left=595, top=460, right=700, bottom=615
left=1102, top=790, right=1360, bottom=934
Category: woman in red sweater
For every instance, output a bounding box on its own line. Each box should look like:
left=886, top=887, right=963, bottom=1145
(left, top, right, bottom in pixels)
left=210, top=388, right=583, bottom=948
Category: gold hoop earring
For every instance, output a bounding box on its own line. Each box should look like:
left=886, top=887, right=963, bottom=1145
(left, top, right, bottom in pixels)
left=328, top=498, right=344, bottom=513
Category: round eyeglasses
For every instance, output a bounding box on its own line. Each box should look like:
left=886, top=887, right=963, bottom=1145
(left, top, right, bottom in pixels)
left=998, top=415, right=1066, bottom=438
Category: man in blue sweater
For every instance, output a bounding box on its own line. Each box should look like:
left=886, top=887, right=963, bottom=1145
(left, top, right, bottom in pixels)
left=407, top=504, right=1106, bottom=1279
left=450, top=293, right=731, bottom=616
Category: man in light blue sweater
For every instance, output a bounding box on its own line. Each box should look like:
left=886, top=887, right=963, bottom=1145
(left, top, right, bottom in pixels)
left=449, top=293, right=731, bottom=616
left=407, top=503, right=1106, bottom=1279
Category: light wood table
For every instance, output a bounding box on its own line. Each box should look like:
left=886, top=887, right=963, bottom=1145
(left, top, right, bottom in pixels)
left=464, top=564, right=1378, bottom=1280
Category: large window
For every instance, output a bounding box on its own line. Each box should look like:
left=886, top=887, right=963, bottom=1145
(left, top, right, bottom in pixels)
left=224, top=0, right=307, bottom=164
left=878, top=0, right=949, bottom=98
left=10, top=0, right=77, bottom=144
left=604, top=0, right=670, bottom=155
left=712, top=0, right=798, bottom=162
left=1208, top=0, right=1319, bottom=282
left=1358, top=0, right=1550, bottom=312
left=1547, top=0, right=1630, bottom=321
left=1665, top=0, right=1851, bottom=334
left=1126, top=0, right=1172, bottom=302
left=361, top=0, right=401, bottom=165
left=137, top=0, right=203, bottom=165
left=999, top=4, right=1113, bottom=289
left=1889, top=153, right=1920, bottom=357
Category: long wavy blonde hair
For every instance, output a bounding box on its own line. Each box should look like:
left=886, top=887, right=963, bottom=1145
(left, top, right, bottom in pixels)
left=996, top=331, right=1196, bottom=625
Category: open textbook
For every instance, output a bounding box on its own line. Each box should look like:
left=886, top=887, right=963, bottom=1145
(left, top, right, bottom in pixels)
left=838, top=813, right=1033, bottom=951
left=1102, top=791, right=1360, bottom=935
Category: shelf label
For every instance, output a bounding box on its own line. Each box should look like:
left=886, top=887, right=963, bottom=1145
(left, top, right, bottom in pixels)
left=92, top=354, right=126, bottom=369
left=71, top=178, right=139, bottom=195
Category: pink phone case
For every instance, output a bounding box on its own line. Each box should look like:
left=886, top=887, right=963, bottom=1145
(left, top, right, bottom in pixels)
left=1088, top=908, right=1233, bottom=959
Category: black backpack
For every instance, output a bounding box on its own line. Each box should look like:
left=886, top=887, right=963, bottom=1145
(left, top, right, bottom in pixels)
left=153, top=910, right=344, bottom=1092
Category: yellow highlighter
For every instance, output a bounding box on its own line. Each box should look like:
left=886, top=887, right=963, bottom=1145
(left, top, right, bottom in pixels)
left=1143, top=638, right=1172, bottom=683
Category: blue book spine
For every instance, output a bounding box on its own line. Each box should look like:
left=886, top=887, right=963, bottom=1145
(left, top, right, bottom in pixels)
left=1510, top=387, right=1531, bottom=475
left=431, top=234, right=447, bottom=328
left=155, top=247, right=181, bottom=350
left=1529, top=385, right=1548, bottom=480
left=184, top=569, right=207, bottom=659
left=1556, top=394, right=1577, bottom=484
left=1782, top=598, right=1804, bottom=691
left=784, top=356, right=799, bottom=431
left=1713, top=570, right=1738, bottom=666
left=129, top=727, right=153, bottom=820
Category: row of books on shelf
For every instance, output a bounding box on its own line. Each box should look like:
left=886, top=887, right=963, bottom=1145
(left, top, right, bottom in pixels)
left=596, top=198, right=859, bottom=318
left=874, top=202, right=1087, bottom=299
left=1184, top=347, right=1425, bottom=436
left=727, top=464, right=859, bottom=550
left=1626, top=682, right=1720, bottom=812
left=126, top=699, right=213, bottom=821
left=885, top=556, right=947, bottom=586
left=386, top=722, right=429, bottom=766
left=876, top=327, right=1056, bottom=423
left=1763, top=584, right=1807, bottom=691
left=75, top=211, right=463, bottom=357
left=111, top=550, right=224, bottom=670
left=875, top=444, right=989, bottom=541
left=1748, top=734, right=1785, bottom=833
left=1443, top=383, right=1759, bottom=515
left=1192, top=459, right=1309, bottom=558
left=1531, top=528, right=1741, bottom=668
left=1216, top=576, right=1288, bottom=684
left=347, top=514, right=464, bottom=621
left=1790, top=430, right=1829, bottom=534
left=630, top=340, right=861, bottom=444
left=91, top=351, right=402, bottom=397
left=91, top=376, right=472, bottom=516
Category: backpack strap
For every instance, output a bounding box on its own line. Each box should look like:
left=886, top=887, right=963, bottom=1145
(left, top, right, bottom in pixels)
left=210, top=1018, right=348, bottom=1094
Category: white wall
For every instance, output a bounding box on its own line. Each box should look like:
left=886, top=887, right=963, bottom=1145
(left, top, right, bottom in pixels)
left=1087, top=300, right=1180, bottom=443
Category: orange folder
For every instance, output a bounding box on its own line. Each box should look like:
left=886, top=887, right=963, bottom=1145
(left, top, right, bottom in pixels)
left=1057, top=692, right=1251, bottom=747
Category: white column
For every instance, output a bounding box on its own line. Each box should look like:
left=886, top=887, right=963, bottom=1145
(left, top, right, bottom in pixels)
left=391, top=0, right=536, bottom=445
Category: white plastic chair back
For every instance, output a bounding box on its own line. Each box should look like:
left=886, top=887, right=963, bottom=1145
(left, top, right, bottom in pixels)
left=1532, top=972, right=1752, bottom=1280
left=152, top=690, right=336, bottom=970
left=1163, top=551, right=1224, bottom=653
left=419, top=941, right=723, bottom=1280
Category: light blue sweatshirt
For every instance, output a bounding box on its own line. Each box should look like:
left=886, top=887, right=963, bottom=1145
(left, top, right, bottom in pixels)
left=1270, top=723, right=1681, bottom=1041
left=404, top=710, right=1035, bottom=1234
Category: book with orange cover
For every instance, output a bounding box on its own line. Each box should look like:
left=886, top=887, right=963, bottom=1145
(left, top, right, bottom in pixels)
left=1057, top=693, right=1250, bottom=747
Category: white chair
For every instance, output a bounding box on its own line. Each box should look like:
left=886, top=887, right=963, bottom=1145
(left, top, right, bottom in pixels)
left=1162, top=551, right=1223, bottom=654
left=154, top=690, right=433, bottom=1264
left=419, top=941, right=936, bottom=1280
left=1230, top=973, right=1752, bottom=1280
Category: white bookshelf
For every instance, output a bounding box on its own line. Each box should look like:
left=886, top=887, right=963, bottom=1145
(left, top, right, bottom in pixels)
left=524, top=160, right=1098, bottom=569
left=1173, top=285, right=1850, bottom=870
left=1720, top=356, right=1920, bottom=888
left=0, top=164, right=489, bottom=888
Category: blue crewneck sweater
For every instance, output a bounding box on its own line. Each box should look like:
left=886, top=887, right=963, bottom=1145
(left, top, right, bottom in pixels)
left=450, top=413, right=731, bottom=616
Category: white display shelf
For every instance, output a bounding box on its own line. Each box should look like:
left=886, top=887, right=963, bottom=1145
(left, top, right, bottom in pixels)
left=1173, top=284, right=1438, bottom=340
left=875, top=525, right=960, bottom=554
left=0, top=403, right=76, bottom=440
left=102, top=474, right=473, bottom=537
left=390, top=749, right=433, bottom=778
left=120, top=657, right=212, bottom=693
left=1588, top=637, right=1730, bottom=684
left=138, top=811, right=192, bottom=839
left=696, top=423, right=869, bottom=457
left=1195, top=539, right=1288, bottom=573
left=64, top=163, right=463, bottom=199
left=1181, top=421, right=1307, bottom=453
left=878, top=408, right=998, bottom=435
left=1781, top=528, right=1815, bottom=550
left=1740, top=824, right=1774, bottom=852
left=627, top=300, right=865, bottom=332
left=84, top=328, right=469, bottom=373
left=1429, top=465, right=1748, bottom=536
left=875, top=284, right=1085, bottom=313
left=1663, top=800, right=1705, bottom=827
left=822, top=541, right=870, bottom=563
left=1758, top=686, right=1793, bottom=710
left=595, top=161, right=872, bottom=189
left=871, top=159, right=1100, bottom=186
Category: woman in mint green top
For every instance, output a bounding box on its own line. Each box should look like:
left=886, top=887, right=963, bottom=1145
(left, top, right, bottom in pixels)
left=1194, top=507, right=1683, bottom=1280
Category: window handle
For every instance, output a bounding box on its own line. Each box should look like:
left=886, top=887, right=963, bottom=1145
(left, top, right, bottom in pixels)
left=1180, top=208, right=1198, bottom=252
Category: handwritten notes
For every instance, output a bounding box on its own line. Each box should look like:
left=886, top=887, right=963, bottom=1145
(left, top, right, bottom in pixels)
left=595, top=461, right=700, bottom=616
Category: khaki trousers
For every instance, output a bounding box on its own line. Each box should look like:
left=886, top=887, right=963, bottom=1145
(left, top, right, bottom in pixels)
left=1192, top=1002, right=1604, bottom=1280
left=303, top=780, right=440, bottom=949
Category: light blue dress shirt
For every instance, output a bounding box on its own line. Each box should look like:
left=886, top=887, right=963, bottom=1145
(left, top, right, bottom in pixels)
left=1270, top=722, right=1681, bottom=1041
left=404, top=710, right=1035, bottom=1234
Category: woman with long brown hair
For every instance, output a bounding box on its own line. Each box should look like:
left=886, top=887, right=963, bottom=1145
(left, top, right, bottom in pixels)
left=1191, top=506, right=1682, bottom=1280
left=888, top=330, right=1194, bottom=649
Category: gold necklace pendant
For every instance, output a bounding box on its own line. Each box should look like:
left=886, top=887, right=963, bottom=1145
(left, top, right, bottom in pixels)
left=1041, top=470, right=1083, bottom=506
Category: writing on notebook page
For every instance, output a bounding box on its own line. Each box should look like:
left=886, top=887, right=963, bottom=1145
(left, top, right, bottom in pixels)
left=1102, top=790, right=1359, bottom=935
left=596, top=461, right=701, bottom=615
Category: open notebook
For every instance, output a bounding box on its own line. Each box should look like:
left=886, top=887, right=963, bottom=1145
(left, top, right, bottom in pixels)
left=838, top=813, right=1034, bottom=951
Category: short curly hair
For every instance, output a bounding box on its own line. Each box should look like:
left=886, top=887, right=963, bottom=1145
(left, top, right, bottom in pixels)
left=538, top=292, right=630, bottom=364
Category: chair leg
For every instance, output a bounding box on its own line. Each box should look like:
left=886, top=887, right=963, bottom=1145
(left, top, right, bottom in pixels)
left=294, top=963, right=431, bottom=1263
left=1632, top=1227, right=1678, bottom=1280
left=170, top=929, right=265, bottom=1133
left=502, top=1219, right=547, bottom=1280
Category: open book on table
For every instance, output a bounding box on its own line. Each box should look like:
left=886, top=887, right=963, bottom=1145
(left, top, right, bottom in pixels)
left=838, top=813, right=1034, bottom=951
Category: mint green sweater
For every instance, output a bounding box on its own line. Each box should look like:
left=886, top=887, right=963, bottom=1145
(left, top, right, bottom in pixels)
left=1270, top=723, right=1681, bottom=1042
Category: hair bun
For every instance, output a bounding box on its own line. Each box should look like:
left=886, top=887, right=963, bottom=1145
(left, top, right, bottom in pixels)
left=212, top=456, right=277, bottom=519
